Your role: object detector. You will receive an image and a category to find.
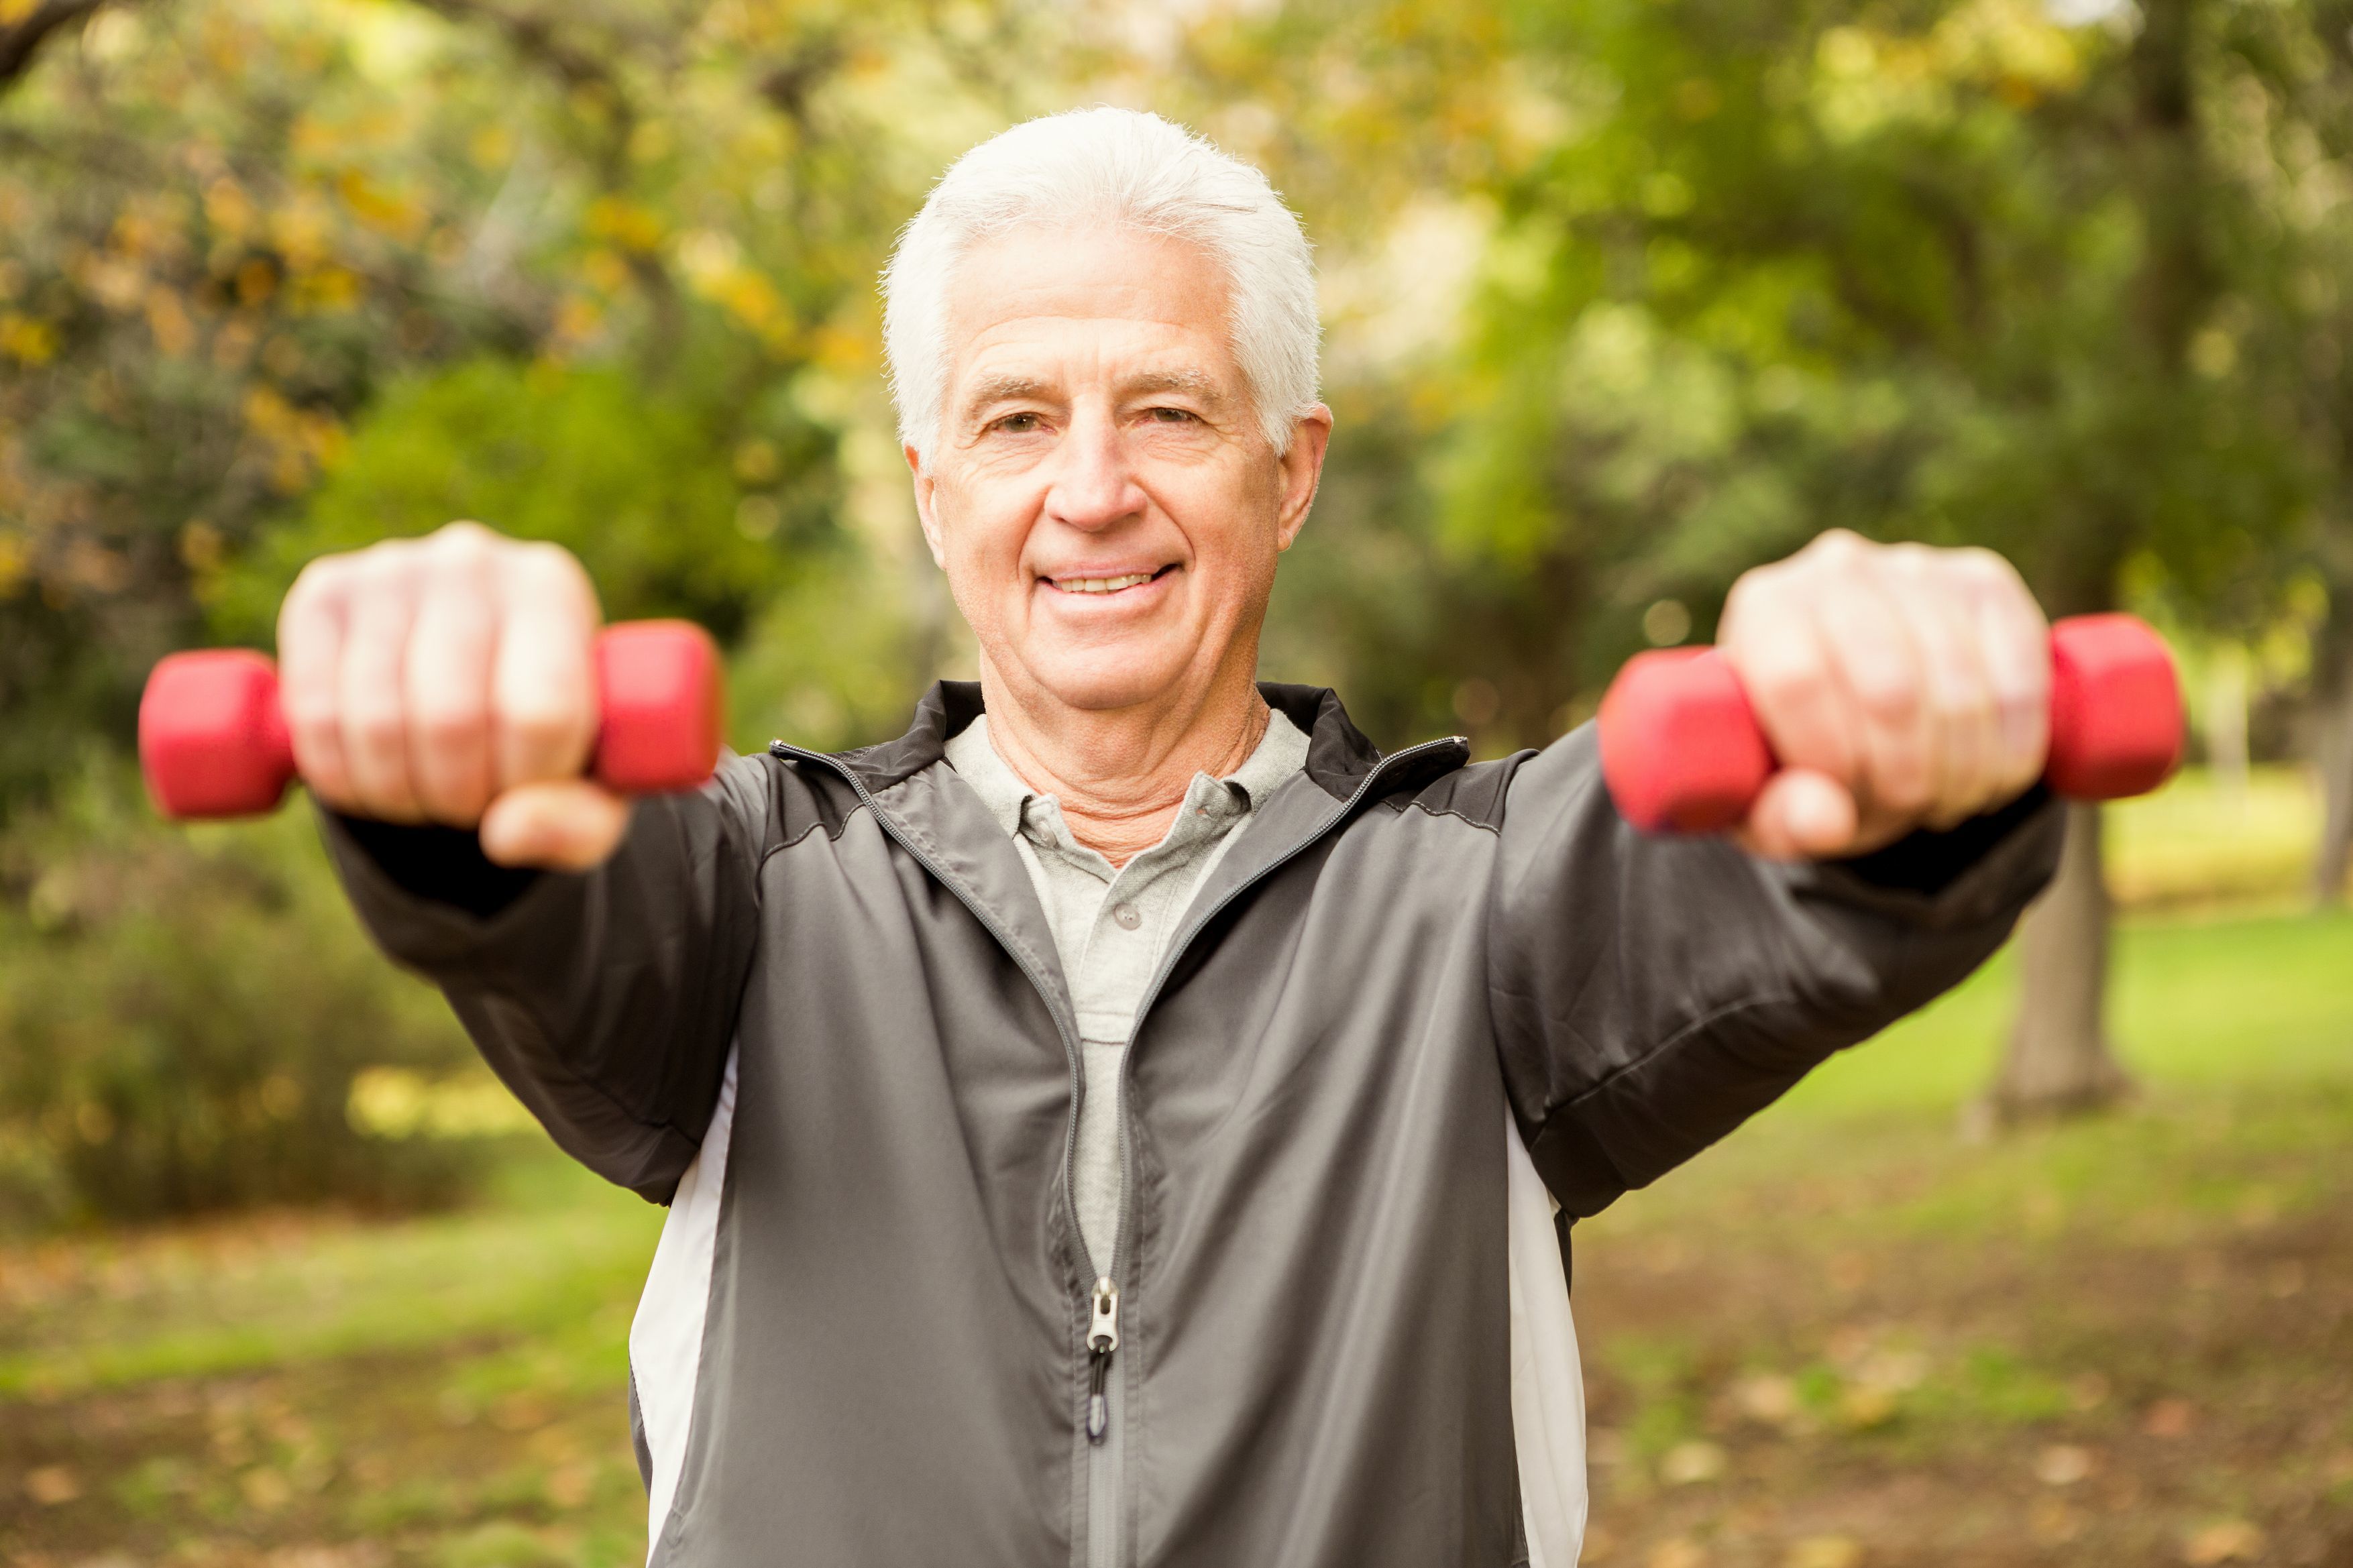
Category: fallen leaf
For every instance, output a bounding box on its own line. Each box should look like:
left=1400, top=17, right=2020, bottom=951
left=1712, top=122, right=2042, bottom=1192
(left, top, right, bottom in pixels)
left=1734, top=1373, right=1799, bottom=1426
left=2030, top=1498, right=2082, bottom=1545
left=2067, top=1372, right=2110, bottom=1410
left=240, top=1466, right=293, bottom=1511
left=1661, top=1441, right=1727, bottom=1486
left=1648, top=1538, right=1708, bottom=1568
left=2034, top=1445, right=2092, bottom=1487
left=1784, top=1534, right=1862, bottom=1568
left=2182, top=1520, right=2264, bottom=1565
left=25, top=1464, right=79, bottom=1504
left=1838, top=1385, right=1898, bottom=1429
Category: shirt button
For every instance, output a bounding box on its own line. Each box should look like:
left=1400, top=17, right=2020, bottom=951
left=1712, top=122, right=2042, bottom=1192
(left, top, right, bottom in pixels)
left=1112, top=903, right=1142, bottom=930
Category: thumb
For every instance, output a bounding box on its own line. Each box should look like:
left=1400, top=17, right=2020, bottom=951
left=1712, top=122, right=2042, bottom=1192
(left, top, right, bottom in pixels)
left=478, top=779, right=631, bottom=871
left=1733, top=767, right=1859, bottom=861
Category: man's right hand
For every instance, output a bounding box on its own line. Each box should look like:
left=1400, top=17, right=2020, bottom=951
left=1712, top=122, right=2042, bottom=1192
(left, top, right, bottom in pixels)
left=276, top=520, right=631, bottom=871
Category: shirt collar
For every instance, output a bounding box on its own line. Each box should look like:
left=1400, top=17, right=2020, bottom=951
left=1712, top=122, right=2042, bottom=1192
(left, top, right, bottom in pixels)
left=941, top=706, right=1311, bottom=846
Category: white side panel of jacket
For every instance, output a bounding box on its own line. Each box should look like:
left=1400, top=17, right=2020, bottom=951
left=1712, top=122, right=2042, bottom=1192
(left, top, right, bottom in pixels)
left=629, top=1062, right=1586, bottom=1566
left=631, top=1047, right=738, bottom=1562
left=1507, top=1111, right=1588, bottom=1568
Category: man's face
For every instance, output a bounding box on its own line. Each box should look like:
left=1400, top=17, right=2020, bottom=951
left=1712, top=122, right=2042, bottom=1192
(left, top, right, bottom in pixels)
left=908, top=225, right=1330, bottom=717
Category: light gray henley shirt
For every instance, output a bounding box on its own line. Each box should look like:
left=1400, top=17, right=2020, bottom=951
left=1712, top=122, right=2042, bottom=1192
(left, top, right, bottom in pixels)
left=938, top=706, right=1311, bottom=1274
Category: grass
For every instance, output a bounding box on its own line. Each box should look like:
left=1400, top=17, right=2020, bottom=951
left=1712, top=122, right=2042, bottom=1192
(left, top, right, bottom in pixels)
left=2, top=770, right=2348, bottom=1566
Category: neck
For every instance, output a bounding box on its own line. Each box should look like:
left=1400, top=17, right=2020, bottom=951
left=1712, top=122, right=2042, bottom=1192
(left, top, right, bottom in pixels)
left=978, top=665, right=1271, bottom=868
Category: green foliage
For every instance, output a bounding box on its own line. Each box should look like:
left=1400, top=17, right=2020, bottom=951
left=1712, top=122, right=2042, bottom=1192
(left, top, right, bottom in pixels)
left=211, top=355, right=838, bottom=646
left=0, top=764, right=487, bottom=1229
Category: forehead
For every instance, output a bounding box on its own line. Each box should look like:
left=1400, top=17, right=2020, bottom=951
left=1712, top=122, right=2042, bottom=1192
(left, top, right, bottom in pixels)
left=944, top=224, right=1240, bottom=394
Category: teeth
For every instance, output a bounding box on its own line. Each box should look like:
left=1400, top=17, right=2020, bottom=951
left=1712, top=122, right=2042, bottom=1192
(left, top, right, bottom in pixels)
left=1056, top=573, right=1156, bottom=594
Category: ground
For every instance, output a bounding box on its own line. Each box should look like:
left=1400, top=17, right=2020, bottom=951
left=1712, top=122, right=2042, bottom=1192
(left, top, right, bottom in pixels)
left=3, top=777, right=2349, bottom=1567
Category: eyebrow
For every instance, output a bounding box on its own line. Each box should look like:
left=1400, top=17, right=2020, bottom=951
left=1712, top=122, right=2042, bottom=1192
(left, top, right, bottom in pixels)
left=957, top=367, right=1229, bottom=424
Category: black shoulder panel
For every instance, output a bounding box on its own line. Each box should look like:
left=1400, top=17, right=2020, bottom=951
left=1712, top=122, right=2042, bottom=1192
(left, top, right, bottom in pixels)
left=761, top=750, right=867, bottom=858
left=1399, top=752, right=1525, bottom=833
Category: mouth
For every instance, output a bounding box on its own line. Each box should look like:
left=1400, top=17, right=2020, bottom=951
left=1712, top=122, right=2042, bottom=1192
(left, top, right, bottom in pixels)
left=1043, top=564, right=1179, bottom=596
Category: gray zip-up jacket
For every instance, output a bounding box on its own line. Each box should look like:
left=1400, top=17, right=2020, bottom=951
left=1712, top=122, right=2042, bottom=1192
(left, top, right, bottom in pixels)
left=325, top=681, right=2061, bottom=1568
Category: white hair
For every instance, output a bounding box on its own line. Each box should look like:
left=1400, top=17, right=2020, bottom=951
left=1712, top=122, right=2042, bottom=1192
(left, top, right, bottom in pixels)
left=881, top=107, right=1321, bottom=460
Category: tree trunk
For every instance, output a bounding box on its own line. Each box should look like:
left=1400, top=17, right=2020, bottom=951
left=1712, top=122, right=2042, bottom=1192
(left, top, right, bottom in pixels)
left=2314, top=601, right=2353, bottom=906
left=1980, top=802, right=2135, bottom=1125
left=2206, top=646, right=2248, bottom=808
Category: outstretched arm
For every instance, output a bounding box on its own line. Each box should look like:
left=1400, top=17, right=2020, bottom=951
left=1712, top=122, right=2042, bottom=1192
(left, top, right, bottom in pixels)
left=287, top=522, right=763, bottom=1202
left=1490, top=532, right=2066, bottom=1217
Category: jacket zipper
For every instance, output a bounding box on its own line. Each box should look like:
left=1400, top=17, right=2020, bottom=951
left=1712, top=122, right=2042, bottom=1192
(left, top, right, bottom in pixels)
left=1098, top=735, right=1470, bottom=1300
left=770, top=732, right=1466, bottom=1568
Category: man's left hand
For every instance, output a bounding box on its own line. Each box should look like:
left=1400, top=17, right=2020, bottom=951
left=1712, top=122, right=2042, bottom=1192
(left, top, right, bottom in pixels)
left=1716, top=530, right=2051, bottom=860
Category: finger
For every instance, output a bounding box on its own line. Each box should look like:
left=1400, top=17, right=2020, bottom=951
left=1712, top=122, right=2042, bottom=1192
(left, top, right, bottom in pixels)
left=337, top=544, right=425, bottom=822
left=491, top=545, right=600, bottom=789
left=1733, top=768, right=1860, bottom=860
left=479, top=780, right=631, bottom=871
left=1964, top=552, right=2051, bottom=801
left=1721, top=577, right=1863, bottom=788
left=1879, top=549, right=1996, bottom=829
left=1814, top=573, right=1935, bottom=830
left=406, top=530, right=500, bottom=826
left=277, top=559, right=355, bottom=809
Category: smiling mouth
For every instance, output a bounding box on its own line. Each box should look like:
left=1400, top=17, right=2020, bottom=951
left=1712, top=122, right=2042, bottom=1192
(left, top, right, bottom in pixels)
left=1046, top=565, right=1177, bottom=595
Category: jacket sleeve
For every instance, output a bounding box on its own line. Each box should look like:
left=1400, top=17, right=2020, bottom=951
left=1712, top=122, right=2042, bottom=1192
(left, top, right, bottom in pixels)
left=317, top=753, right=772, bottom=1203
left=1486, top=725, right=2063, bottom=1219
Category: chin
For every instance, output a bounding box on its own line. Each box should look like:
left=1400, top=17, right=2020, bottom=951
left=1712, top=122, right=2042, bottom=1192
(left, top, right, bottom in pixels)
left=1026, top=642, right=1193, bottom=714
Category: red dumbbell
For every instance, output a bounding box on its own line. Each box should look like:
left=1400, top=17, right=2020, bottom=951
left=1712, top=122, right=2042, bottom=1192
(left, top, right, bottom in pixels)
left=139, top=619, right=726, bottom=820
left=1598, top=612, right=2185, bottom=834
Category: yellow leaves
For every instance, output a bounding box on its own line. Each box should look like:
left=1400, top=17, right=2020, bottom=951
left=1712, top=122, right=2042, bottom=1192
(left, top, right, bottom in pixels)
left=0, top=529, right=28, bottom=597
left=235, top=258, right=277, bottom=308
left=241, top=386, right=345, bottom=494
left=677, top=227, right=795, bottom=350
left=552, top=294, right=605, bottom=349
left=1813, top=0, right=2085, bottom=141
left=202, top=176, right=257, bottom=240
left=271, top=197, right=335, bottom=274
left=586, top=195, right=665, bottom=254
left=335, top=169, right=427, bottom=242
left=290, top=266, right=363, bottom=315
left=0, top=313, right=58, bottom=366
left=145, top=286, right=196, bottom=359
left=179, top=518, right=225, bottom=585
left=468, top=124, right=514, bottom=170
left=346, top=1067, right=535, bottom=1140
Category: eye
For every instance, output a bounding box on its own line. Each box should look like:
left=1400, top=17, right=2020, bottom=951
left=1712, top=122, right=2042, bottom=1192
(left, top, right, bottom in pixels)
left=991, top=412, right=1043, bottom=434
left=1145, top=406, right=1197, bottom=425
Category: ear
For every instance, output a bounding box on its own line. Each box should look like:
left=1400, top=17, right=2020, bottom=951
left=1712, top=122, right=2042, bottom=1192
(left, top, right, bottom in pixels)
left=1273, top=404, right=1333, bottom=551
left=906, top=443, right=948, bottom=570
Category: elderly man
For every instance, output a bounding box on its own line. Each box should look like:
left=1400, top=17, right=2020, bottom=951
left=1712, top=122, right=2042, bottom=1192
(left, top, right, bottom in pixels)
left=297, top=109, right=2061, bottom=1567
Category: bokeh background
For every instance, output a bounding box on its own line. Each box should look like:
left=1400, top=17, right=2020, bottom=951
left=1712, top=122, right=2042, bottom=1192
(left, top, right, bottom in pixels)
left=2, top=0, right=2350, bottom=1564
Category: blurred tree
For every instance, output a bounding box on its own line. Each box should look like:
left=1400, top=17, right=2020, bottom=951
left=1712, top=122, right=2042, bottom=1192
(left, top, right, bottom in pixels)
left=1175, top=0, right=2338, bottom=1119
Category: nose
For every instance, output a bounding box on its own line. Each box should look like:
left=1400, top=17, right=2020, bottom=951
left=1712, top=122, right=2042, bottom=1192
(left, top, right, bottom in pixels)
left=1042, top=406, right=1146, bottom=533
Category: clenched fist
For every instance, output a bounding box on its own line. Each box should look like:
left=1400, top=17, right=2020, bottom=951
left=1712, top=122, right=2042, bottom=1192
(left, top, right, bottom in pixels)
left=277, top=521, right=629, bottom=871
left=1718, top=530, right=2052, bottom=860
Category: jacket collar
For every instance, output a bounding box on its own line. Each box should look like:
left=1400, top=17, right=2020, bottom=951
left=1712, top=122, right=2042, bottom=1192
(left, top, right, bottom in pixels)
left=834, top=680, right=1396, bottom=803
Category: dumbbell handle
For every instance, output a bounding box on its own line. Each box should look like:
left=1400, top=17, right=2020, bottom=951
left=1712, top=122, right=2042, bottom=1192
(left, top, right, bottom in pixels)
left=1598, top=612, right=2185, bottom=834
left=140, top=619, right=725, bottom=821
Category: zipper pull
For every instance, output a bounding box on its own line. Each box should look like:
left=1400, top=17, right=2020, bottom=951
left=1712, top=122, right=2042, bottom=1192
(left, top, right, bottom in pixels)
left=1086, top=1275, right=1119, bottom=1445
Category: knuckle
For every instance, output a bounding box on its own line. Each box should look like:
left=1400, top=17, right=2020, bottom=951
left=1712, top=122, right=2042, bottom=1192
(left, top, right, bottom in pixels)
left=414, top=697, right=490, bottom=752
left=497, top=697, right=588, bottom=758
left=1851, top=667, right=1922, bottom=728
left=1873, top=757, right=1934, bottom=816
left=349, top=705, right=406, bottom=759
